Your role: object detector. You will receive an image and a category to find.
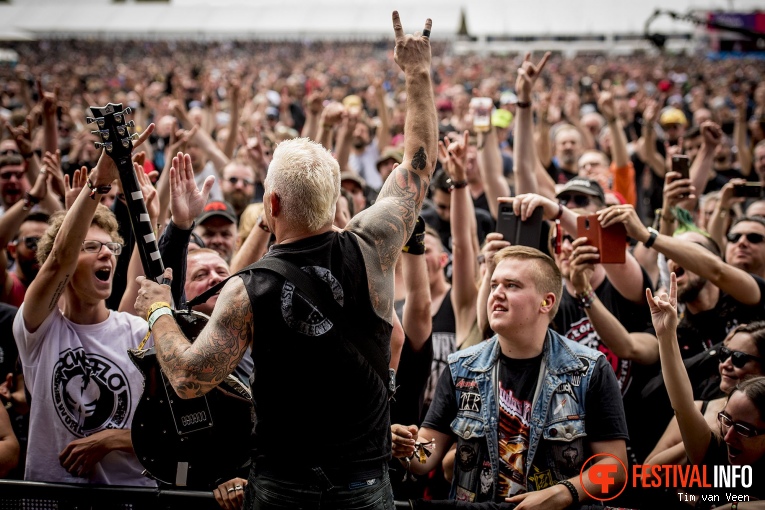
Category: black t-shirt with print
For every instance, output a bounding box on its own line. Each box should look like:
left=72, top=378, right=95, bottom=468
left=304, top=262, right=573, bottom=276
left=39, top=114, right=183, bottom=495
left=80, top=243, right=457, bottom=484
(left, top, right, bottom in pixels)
left=676, top=273, right=765, bottom=358
left=552, top=270, right=656, bottom=461
left=496, top=352, right=543, bottom=498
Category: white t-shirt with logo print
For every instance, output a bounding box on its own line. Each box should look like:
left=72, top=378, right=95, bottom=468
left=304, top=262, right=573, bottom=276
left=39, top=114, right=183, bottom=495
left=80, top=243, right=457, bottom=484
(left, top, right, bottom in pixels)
left=13, top=305, right=156, bottom=486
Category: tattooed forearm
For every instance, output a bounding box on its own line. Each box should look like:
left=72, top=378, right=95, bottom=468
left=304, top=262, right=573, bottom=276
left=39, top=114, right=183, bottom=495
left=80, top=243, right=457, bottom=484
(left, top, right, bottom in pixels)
left=412, top=147, right=427, bottom=171
left=153, top=279, right=252, bottom=399
left=48, top=275, right=69, bottom=310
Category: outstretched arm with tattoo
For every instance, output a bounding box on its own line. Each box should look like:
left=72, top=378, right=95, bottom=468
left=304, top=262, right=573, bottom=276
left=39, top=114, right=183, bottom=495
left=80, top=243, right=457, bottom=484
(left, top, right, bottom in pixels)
left=346, top=11, right=438, bottom=319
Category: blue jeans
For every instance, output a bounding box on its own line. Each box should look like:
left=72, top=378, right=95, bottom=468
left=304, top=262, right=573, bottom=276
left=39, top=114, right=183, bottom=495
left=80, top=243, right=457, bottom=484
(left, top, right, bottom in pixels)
left=243, top=465, right=394, bottom=510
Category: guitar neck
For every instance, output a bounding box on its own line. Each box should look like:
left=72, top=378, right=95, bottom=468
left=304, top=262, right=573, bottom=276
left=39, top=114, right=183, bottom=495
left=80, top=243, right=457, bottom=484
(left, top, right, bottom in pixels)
left=114, top=154, right=166, bottom=284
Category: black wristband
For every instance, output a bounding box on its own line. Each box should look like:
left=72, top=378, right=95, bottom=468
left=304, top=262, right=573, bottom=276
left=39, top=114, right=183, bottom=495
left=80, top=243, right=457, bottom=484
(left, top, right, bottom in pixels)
left=86, top=178, right=112, bottom=200
left=516, top=100, right=532, bottom=108
left=643, top=227, right=658, bottom=249
left=402, top=217, right=426, bottom=255
left=24, top=192, right=41, bottom=205
left=447, top=178, right=468, bottom=191
left=558, top=480, right=579, bottom=505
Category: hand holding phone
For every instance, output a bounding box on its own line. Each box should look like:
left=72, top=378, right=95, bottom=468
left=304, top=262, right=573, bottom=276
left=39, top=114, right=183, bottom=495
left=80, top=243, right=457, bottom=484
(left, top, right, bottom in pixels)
left=733, top=183, right=763, bottom=198
left=496, top=202, right=544, bottom=249
left=577, top=215, right=626, bottom=264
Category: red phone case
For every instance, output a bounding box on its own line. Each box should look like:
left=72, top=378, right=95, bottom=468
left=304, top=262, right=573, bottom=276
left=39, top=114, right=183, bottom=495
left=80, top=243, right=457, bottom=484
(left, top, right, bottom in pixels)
left=577, top=215, right=626, bottom=264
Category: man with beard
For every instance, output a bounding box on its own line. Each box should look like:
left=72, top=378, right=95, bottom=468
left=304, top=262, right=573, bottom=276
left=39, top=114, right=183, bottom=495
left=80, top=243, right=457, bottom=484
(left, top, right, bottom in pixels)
left=0, top=155, right=31, bottom=214
left=221, top=162, right=257, bottom=220
left=0, top=162, right=60, bottom=307
left=1, top=213, right=49, bottom=307
left=600, top=207, right=765, bottom=358
left=348, top=118, right=388, bottom=191
left=193, top=200, right=238, bottom=264
left=543, top=125, right=583, bottom=184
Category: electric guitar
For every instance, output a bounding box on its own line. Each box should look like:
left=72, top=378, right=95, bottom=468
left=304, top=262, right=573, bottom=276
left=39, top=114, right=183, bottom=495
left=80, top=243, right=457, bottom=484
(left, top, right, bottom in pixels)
left=88, top=104, right=254, bottom=489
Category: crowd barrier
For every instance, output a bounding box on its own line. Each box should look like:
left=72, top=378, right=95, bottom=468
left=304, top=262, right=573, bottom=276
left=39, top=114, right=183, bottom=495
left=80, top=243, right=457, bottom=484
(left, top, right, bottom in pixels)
left=0, top=480, right=412, bottom=509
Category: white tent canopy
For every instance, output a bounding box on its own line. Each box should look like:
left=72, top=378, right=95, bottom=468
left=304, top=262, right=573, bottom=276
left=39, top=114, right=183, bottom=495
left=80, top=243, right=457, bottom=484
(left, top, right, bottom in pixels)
left=0, top=0, right=762, bottom=40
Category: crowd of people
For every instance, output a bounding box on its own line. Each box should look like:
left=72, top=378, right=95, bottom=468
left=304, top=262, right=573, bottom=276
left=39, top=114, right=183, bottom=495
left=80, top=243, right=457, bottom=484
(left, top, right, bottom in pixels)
left=1, top=11, right=765, bottom=510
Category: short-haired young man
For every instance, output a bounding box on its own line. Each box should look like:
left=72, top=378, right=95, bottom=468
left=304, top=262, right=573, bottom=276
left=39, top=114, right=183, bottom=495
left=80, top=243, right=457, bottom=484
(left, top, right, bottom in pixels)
left=392, top=246, right=628, bottom=506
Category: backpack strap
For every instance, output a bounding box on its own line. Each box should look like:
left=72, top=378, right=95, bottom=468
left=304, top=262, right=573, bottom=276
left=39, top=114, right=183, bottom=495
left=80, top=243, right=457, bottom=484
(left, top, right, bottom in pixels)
left=185, top=257, right=392, bottom=392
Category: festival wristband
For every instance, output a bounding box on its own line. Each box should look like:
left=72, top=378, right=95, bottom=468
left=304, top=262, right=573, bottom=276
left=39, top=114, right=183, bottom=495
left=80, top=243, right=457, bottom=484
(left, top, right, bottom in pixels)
left=146, top=301, right=172, bottom=322
left=148, top=307, right=173, bottom=331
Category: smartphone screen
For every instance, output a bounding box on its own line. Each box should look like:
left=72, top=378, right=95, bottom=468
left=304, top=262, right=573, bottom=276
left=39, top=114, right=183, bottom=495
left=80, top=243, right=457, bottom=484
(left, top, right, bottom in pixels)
left=733, top=183, right=763, bottom=198
left=672, top=155, right=690, bottom=180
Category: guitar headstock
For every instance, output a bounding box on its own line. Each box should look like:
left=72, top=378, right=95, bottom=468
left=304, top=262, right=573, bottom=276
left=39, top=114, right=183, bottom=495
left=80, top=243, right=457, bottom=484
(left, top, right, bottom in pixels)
left=87, top=103, right=139, bottom=162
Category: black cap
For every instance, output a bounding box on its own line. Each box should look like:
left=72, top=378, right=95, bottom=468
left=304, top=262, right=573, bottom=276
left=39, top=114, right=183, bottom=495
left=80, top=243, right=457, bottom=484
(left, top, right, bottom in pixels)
left=195, top=200, right=237, bottom=225
left=556, top=178, right=606, bottom=204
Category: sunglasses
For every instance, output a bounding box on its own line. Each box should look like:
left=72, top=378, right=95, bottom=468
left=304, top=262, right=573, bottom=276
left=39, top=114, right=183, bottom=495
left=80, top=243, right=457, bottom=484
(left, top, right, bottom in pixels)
left=718, top=411, right=765, bottom=438
left=558, top=194, right=592, bottom=208
left=81, top=240, right=123, bottom=256
left=717, top=346, right=761, bottom=368
left=726, top=232, right=765, bottom=245
left=0, top=149, right=20, bottom=156
left=19, top=236, right=40, bottom=250
left=226, top=176, right=255, bottom=186
left=0, top=170, right=25, bottom=181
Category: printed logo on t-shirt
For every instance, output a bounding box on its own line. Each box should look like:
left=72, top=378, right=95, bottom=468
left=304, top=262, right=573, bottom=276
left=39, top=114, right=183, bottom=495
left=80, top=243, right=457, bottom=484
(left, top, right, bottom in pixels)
left=52, top=347, right=131, bottom=437
left=280, top=266, right=343, bottom=337
left=527, top=465, right=555, bottom=490
left=565, top=317, right=630, bottom=394
left=498, top=384, right=532, bottom=498
left=423, top=331, right=456, bottom=406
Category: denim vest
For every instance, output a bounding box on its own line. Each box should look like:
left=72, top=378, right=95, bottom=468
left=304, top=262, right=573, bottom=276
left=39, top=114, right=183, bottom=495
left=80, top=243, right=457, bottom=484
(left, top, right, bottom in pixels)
left=447, top=329, right=603, bottom=501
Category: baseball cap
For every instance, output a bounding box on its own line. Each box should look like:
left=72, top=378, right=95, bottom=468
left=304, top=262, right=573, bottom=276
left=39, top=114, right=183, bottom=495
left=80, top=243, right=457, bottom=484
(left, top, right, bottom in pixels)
left=340, top=171, right=366, bottom=190
left=195, top=200, right=237, bottom=225
left=265, top=106, right=279, bottom=119
left=376, top=148, right=403, bottom=169
left=556, top=178, right=606, bottom=204
left=660, top=107, right=688, bottom=126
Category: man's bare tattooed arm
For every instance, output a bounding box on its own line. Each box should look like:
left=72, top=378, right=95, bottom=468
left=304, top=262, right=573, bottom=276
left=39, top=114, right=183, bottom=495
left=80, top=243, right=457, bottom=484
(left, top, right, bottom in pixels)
left=152, top=278, right=252, bottom=398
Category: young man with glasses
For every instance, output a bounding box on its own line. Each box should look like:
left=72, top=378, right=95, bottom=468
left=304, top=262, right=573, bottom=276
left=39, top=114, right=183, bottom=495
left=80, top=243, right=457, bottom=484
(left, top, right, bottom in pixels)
left=11, top=127, right=159, bottom=485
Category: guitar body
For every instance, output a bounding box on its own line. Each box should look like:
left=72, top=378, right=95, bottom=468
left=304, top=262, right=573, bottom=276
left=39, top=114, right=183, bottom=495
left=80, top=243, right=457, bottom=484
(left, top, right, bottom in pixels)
left=129, top=311, right=254, bottom=489
left=88, top=105, right=255, bottom=489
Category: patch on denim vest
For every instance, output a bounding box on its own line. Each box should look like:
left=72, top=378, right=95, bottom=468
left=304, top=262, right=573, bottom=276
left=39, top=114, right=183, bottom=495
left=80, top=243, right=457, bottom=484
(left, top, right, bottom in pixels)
left=456, top=444, right=478, bottom=472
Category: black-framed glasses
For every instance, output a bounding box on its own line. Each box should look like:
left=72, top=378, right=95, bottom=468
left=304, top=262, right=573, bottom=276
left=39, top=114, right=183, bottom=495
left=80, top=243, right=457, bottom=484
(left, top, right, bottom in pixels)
left=19, top=236, right=40, bottom=251
left=558, top=194, right=592, bottom=208
left=718, top=411, right=765, bottom=438
left=717, top=346, right=761, bottom=368
left=226, top=176, right=255, bottom=186
left=81, top=240, right=123, bottom=256
left=726, top=232, right=765, bottom=245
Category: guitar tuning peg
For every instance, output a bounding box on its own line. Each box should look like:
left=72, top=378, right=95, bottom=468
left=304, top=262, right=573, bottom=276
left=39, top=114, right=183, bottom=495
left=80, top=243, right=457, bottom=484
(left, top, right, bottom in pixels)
left=129, top=133, right=140, bottom=141
left=85, top=116, right=96, bottom=125
left=126, top=120, right=136, bottom=128
left=114, top=114, right=123, bottom=123
left=121, top=138, right=131, bottom=149
left=91, top=129, right=110, bottom=139
left=95, top=142, right=113, bottom=152
left=116, top=126, right=126, bottom=137
left=124, top=107, right=133, bottom=115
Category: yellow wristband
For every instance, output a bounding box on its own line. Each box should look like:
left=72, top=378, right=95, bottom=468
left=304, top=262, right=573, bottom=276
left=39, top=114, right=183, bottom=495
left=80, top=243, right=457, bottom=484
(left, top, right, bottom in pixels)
left=146, top=301, right=171, bottom=322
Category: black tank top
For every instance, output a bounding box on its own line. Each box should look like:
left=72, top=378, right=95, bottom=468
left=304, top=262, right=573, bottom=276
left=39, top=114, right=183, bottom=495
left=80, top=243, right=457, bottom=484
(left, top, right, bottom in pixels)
left=239, top=231, right=393, bottom=470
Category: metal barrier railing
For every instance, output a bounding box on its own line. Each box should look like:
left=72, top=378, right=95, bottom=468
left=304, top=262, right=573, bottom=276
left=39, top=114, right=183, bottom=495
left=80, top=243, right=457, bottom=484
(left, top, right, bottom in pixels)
left=0, top=480, right=412, bottom=509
